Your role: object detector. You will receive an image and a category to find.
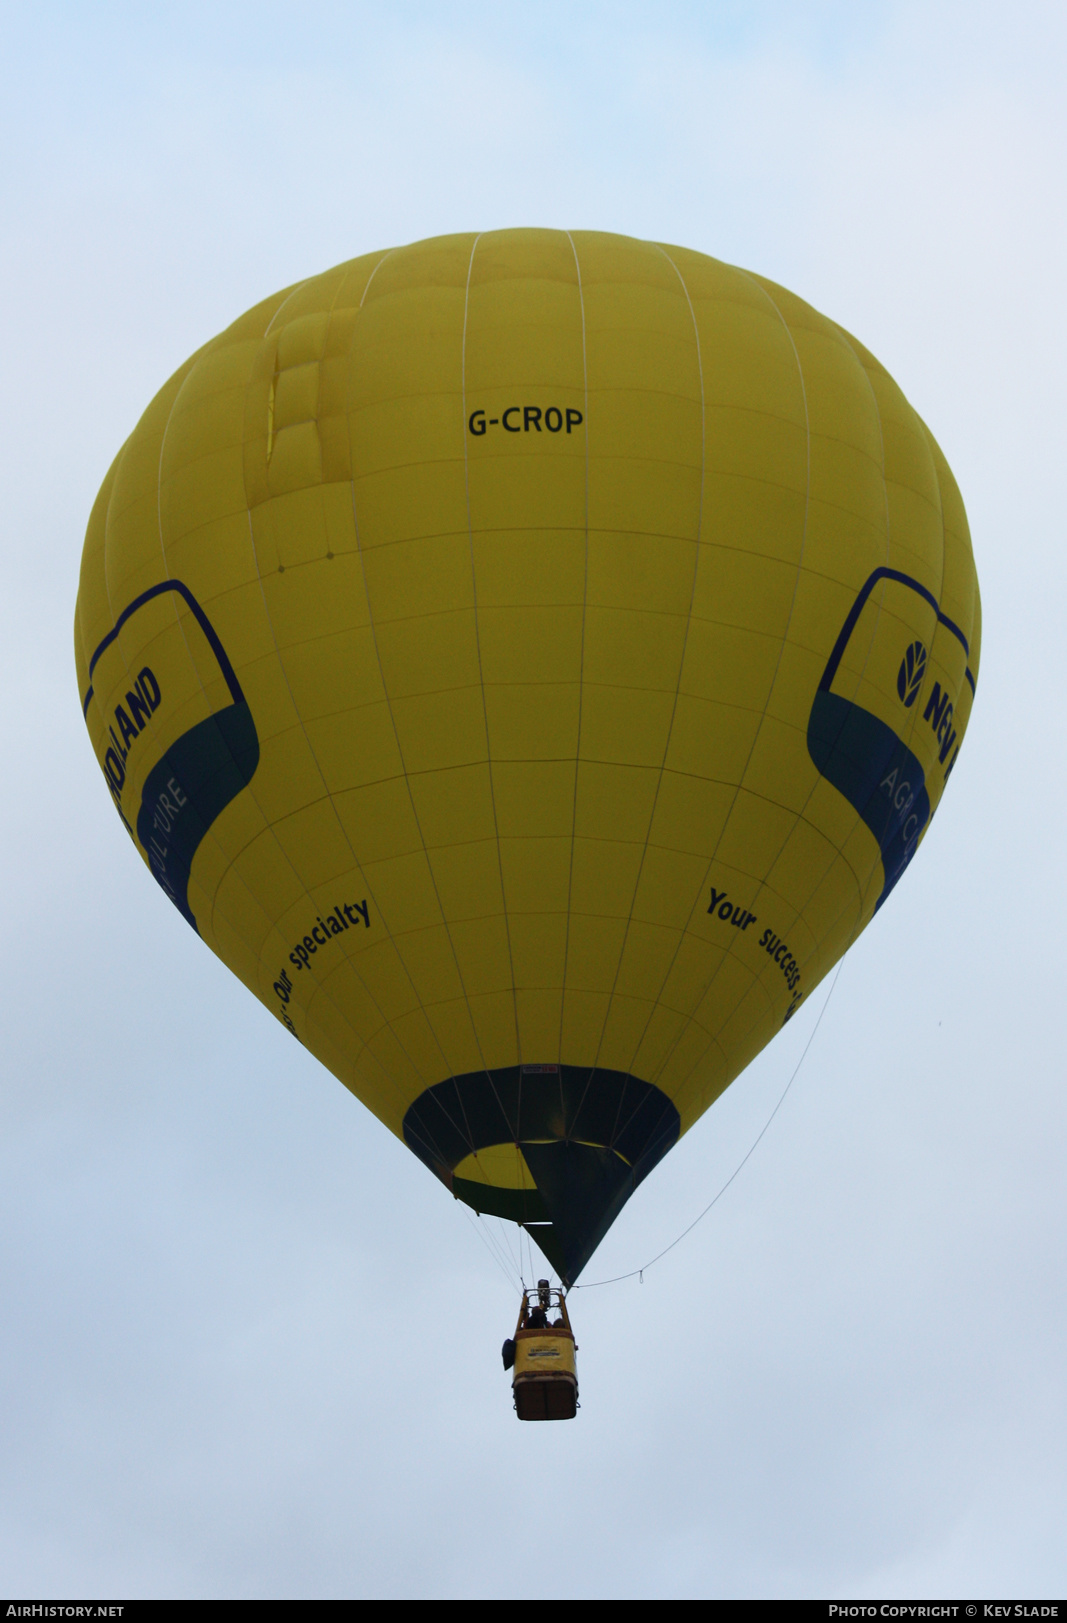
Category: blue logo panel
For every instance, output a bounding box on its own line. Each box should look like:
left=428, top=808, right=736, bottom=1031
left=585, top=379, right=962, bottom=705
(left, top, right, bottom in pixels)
left=83, top=581, right=260, bottom=934
left=807, top=568, right=972, bottom=911
left=807, top=688, right=930, bottom=909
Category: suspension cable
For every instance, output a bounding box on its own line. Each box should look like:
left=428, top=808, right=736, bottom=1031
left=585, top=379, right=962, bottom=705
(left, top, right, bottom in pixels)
left=457, top=1202, right=523, bottom=1291
left=574, top=962, right=843, bottom=1289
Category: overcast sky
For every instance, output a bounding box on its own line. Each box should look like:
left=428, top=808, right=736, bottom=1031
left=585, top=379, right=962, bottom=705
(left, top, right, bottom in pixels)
left=1, top=0, right=1065, bottom=1599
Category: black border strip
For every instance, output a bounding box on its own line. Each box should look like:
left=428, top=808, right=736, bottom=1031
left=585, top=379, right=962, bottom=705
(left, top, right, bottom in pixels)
left=818, top=566, right=976, bottom=699
left=82, top=579, right=244, bottom=717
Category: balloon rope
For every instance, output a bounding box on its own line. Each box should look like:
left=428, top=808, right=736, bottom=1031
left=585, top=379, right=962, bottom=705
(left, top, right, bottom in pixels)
left=458, top=1203, right=523, bottom=1292
left=573, top=961, right=844, bottom=1290
left=498, top=1215, right=525, bottom=1287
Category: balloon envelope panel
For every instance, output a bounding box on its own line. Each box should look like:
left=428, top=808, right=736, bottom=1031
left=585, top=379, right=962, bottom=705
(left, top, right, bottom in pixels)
left=75, top=230, right=980, bottom=1283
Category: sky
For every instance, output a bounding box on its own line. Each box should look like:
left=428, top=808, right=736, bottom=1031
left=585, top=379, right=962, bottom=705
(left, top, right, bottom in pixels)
left=1, top=0, right=1065, bottom=1599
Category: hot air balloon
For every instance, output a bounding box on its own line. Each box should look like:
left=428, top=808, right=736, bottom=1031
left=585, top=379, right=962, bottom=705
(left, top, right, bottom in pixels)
left=75, top=230, right=980, bottom=1309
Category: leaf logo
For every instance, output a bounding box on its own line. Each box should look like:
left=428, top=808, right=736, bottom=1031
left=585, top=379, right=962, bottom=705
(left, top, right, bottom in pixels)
left=897, top=640, right=927, bottom=707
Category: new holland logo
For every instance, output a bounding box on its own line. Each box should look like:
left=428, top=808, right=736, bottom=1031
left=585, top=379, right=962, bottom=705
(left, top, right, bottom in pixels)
left=897, top=641, right=927, bottom=707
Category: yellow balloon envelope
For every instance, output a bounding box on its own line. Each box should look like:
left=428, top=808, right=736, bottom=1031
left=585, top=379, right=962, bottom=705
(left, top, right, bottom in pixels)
left=75, top=230, right=980, bottom=1283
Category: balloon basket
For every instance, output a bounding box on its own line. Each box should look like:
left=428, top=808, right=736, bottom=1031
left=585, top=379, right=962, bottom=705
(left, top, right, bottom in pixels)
left=504, top=1281, right=578, bottom=1422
